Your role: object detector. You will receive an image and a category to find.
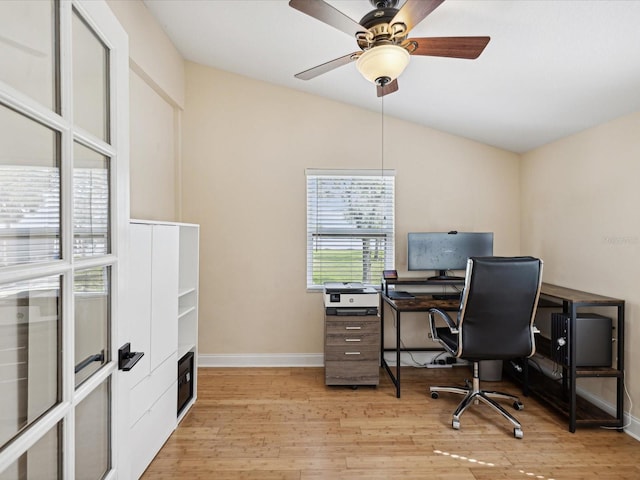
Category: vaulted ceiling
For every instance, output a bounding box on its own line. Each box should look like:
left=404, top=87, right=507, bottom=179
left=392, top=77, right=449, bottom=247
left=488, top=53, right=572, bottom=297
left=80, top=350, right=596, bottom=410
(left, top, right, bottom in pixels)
left=143, top=0, right=640, bottom=153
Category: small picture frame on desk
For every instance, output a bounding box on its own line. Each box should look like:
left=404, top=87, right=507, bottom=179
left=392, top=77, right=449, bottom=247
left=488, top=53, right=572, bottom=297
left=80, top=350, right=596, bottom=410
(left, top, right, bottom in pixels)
left=383, top=270, right=398, bottom=280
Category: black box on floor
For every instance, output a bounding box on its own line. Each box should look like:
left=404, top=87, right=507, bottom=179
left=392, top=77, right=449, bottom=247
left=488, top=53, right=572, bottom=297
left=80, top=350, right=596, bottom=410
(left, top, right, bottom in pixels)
left=178, top=351, right=194, bottom=415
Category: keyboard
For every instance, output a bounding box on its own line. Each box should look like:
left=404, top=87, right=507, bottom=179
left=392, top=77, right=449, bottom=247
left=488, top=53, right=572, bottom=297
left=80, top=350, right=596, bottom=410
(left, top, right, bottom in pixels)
left=388, top=291, right=415, bottom=300
left=432, top=293, right=461, bottom=301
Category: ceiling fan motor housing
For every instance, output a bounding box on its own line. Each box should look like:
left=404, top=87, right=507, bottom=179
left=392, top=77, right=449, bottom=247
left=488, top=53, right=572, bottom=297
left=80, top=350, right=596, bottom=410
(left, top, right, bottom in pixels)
left=358, top=7, right=407, bottom=50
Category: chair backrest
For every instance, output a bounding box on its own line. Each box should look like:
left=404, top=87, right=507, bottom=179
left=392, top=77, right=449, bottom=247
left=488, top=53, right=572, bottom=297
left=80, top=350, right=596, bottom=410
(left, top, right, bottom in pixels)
left=457, top=256, right=543, bottom=361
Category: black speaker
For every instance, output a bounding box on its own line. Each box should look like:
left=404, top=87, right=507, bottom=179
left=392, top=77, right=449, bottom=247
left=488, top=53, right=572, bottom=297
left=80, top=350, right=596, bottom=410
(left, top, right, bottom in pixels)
left=551, top=313, right=612, bottom=367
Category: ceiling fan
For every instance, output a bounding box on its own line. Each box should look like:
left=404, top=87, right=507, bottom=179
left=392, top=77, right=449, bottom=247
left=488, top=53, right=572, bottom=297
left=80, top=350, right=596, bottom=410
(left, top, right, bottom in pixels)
left=289, top=0, right=490, bottom=97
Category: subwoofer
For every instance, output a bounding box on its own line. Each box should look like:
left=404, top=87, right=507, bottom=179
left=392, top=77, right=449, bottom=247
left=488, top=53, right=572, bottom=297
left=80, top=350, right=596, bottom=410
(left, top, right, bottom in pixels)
left=551, top=313, right=612, bottom=367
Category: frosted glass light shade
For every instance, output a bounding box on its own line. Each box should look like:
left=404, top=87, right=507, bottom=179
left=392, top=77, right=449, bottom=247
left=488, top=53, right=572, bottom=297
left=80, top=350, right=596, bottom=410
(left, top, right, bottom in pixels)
left=356, top=45, right=410, bottom=84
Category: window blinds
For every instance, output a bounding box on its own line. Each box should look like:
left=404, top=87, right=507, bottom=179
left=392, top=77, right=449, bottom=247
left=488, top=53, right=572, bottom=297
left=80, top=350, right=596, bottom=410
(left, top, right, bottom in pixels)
left=306, top=169, right=395, bottom=288
left=0, top=165, right=109, bottom=267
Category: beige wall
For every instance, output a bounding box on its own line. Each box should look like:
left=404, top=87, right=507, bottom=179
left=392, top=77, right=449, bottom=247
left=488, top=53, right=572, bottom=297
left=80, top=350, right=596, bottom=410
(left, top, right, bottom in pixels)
left=521, top=110, right=640, bottom=421
left=181, top=62, right=521, bottom=355
left=107, top=0, right=184, bottom=221
left=129, top=69, right=178, bottom=220
left=106, top=0, right=184, bottom=108
left=106, top=0, right=639, bottom=428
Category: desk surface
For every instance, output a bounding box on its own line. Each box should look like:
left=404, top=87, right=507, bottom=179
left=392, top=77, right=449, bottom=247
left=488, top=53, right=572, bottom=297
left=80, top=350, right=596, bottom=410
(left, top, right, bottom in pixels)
left=382, top=293, right=460, bottom=312
left=540, top=282, right=624, bottom=305
left=383, top=283, right=624, bottom=311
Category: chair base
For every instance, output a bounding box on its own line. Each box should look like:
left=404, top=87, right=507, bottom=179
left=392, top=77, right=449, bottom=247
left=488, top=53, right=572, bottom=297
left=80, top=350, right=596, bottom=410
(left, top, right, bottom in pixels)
left=430, top=362, right=525, bottom=439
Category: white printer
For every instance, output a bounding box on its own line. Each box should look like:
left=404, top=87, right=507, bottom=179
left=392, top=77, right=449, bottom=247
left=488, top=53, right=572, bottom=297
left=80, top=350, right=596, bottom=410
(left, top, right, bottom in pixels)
left=323, top=282, right=379, bottom=315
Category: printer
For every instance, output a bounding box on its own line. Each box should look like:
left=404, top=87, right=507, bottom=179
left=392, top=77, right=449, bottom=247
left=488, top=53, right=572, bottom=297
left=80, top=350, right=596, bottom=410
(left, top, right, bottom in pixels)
left=323, top=282, right=379, bottom=316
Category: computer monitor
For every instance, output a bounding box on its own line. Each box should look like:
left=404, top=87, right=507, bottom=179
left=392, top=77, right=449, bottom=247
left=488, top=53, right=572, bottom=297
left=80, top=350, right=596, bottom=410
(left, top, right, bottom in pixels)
left=407, top=231, right=494, bottom=280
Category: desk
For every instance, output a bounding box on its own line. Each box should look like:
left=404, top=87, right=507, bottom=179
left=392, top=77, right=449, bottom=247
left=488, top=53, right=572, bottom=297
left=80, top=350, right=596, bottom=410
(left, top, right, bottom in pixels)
left=381, top=291, right=461, bottom=398
left=382, top=280, right=626, bottom=434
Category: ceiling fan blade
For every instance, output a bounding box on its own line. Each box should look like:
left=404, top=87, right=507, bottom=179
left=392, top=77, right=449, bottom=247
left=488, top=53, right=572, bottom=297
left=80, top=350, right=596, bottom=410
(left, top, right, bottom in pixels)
left=391, top=0, right=445, bottom=34
left=377, top=79, right=399, bottom=97
left=409, top=36, right=490, bottom=59
left=289, top=0, right=366, bottom=38
left=294, top=52, right=360, bottom=80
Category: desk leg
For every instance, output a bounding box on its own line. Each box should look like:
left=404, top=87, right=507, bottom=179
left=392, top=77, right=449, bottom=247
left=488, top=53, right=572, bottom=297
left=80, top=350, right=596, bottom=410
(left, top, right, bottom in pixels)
left=380, top=301, right=401, bottom=398
left=395, top=311, right=401, bottom=398
left=380, top=298, right=385, bottom=369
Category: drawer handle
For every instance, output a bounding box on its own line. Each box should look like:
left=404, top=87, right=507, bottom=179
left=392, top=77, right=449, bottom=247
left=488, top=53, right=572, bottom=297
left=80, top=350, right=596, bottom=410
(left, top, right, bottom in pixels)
left=345, top=326, right=362, bottom=330
left=345, top=352, right=361, bottom=355
left=345, top=338, right=361, bottom=342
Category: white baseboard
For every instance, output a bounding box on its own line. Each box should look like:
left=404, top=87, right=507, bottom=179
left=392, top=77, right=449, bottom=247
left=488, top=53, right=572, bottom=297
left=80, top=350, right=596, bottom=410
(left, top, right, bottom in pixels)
left=198, top=353, right=324, bottom=367
left=198, top=351, right=449, bottom=368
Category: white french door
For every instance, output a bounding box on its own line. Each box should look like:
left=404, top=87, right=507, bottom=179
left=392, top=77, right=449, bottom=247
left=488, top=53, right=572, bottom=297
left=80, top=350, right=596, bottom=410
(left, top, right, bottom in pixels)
left=0, top=0, right=129, bottom=478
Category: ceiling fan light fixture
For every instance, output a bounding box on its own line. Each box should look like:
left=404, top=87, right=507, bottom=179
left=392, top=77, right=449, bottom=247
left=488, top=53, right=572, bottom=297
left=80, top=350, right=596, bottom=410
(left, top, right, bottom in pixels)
left=356, top=45, right=410, bottom=84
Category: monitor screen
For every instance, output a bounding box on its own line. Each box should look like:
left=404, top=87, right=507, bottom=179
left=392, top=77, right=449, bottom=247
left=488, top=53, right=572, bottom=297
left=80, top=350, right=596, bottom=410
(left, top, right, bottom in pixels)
left=407, top=232, right=493, bottom=279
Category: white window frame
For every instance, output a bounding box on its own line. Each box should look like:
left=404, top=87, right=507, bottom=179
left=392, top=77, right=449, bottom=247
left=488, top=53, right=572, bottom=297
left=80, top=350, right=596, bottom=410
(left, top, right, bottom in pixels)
left=306, top=169, right=395, bottom=290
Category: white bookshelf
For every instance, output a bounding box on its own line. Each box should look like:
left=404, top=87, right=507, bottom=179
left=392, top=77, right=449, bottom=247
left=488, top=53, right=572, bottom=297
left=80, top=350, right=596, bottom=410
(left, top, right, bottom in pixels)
left=177, top=223, right=199, bottom=422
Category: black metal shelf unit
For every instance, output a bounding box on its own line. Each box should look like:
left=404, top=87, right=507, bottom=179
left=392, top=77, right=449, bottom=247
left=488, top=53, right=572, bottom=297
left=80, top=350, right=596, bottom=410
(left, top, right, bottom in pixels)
left=509, top=283, right=625, bottom=433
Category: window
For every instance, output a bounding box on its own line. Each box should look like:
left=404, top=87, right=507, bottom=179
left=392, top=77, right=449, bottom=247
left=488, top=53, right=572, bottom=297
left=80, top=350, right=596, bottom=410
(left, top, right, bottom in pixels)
left=306, top=169, right=395, bottom=289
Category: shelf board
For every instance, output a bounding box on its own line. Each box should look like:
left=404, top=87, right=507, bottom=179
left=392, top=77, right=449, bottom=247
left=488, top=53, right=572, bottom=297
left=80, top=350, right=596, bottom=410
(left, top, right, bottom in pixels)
left=383, top=277, right=464, bottom=286
left=178, top=287, right=196, bottom=298
left=535, top=336, right=620, bottom=376
left=178, top=305, right=197, bottom=319
left=178, top=343, right=195, bottom=359
left=508, top=366, right=622, bottom=427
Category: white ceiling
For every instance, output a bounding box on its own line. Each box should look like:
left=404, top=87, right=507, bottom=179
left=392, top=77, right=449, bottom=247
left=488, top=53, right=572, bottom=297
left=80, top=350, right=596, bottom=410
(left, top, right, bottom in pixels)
left=143, top=0, right=640, bottom=153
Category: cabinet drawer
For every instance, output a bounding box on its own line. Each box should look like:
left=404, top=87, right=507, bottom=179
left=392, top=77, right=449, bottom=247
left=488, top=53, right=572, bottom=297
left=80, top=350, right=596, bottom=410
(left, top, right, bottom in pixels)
left=325, top=345, right=379, bottom=362
left=130, top=382, right=177, bottom=479
left=325, top=330, right=379, bottom=347
left=325, top=360, right=379, bottom=386
left=129, top=352, right=177, bottom=426
left=325, top=318, right=379, bottom=335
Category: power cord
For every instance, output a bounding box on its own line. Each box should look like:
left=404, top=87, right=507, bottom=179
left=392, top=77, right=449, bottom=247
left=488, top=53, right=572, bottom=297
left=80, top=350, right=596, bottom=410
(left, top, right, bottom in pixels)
left=601, top=376, right=633, bottom=431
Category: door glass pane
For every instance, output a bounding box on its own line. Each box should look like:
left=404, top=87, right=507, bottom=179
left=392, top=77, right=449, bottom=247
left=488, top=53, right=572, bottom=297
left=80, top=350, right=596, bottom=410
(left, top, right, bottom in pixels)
left=0, top=422, right=61, bottom=480
left=72, top=9, right=109, bottom=142
left=73, top=142, right=110, bottom=258
left=74, top=266, right=109, bottom=387
left=75, top=378, right=110, bottom=479
left=0, top=276, right=60, bottom=449
left=0, top=0, right=58, bottom=112
left=0, top=104, right=60, bottom=267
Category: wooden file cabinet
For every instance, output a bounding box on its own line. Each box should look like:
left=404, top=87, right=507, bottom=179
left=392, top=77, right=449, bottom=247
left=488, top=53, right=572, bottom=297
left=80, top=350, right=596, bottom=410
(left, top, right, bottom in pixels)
left=324, top=314, right=380, bottom=386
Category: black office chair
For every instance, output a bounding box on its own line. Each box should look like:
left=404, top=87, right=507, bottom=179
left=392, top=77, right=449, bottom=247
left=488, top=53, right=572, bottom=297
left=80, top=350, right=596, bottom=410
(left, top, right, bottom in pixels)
left=428, top=256, right=543, bottom=439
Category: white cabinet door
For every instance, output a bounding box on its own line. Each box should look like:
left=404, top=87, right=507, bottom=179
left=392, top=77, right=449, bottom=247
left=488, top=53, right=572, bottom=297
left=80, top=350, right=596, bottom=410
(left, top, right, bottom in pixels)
left=124, top=222, right=179, bottom=478
left=150, top=224, right=179, bottom=370
left=126, top=224, right=153, bottom=388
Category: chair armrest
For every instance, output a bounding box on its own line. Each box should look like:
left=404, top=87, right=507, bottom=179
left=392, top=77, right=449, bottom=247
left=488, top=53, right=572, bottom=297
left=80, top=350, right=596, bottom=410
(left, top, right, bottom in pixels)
left=428, top=308, right=458, bottom=337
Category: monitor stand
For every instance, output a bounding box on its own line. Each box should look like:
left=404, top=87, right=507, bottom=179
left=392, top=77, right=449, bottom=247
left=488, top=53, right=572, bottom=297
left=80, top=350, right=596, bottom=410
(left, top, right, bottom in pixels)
left=428, top=270, right=464, bottom=281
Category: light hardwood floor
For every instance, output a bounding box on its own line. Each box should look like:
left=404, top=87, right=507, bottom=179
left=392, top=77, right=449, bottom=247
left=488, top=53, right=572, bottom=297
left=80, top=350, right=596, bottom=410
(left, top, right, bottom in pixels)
left=143, top=367, right=640, bottom=479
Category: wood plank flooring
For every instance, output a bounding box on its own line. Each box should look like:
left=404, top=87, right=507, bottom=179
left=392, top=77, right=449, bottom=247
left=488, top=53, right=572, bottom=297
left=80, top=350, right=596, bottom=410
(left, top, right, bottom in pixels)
left=143, top=367, right=640, bottom=479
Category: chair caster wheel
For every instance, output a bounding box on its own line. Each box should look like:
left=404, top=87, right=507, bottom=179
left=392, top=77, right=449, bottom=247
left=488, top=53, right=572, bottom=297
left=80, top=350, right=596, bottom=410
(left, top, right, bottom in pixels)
left=513, top=401, right=524, bottom=411
left=431, top=392, right=439, bottom=399
left=452, top=418, right=461, bottom=430
left=514, top=428, right=523, bottom=439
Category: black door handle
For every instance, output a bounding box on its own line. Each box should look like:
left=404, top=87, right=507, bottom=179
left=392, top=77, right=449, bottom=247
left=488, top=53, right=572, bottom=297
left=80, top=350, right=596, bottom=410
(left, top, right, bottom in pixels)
left=75, top=350, right=105, bottom=374
left=118, top=343, right=144, bottom=371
